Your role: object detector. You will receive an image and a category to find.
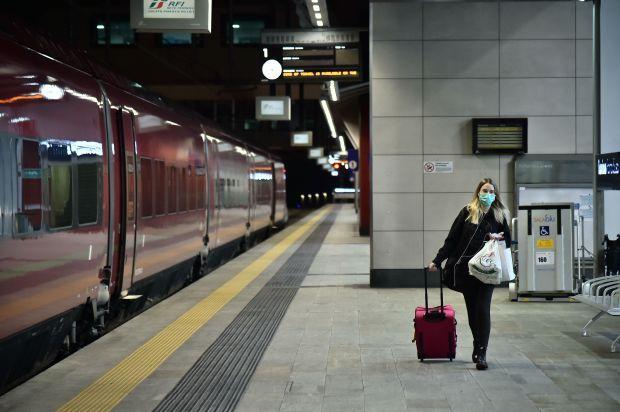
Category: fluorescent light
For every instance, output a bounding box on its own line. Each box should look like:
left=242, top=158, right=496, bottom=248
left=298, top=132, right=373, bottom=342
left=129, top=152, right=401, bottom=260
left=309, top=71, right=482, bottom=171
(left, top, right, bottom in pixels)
left=232, top=24, right=240, bottom=29
left=315, top=12, right=322, bottom=20
left=313, top=5, right=320, bottom=11
left=338, top=135, right=346, bottom=152
left=96, top=24, right=105, bottom=30
left=331, top=171, right=339, bottom=177
left=317, top=20, right=324, bottom=27
left=312, top=0, right=318, bottom=3
left=320, top=99, right=337, bottom=138
left=328, top=80, right=339, bottom=102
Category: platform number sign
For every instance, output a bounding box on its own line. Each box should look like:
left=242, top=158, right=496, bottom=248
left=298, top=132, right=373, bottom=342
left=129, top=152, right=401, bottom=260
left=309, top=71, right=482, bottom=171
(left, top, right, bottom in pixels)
left=539, top=226, right=550, bottom=236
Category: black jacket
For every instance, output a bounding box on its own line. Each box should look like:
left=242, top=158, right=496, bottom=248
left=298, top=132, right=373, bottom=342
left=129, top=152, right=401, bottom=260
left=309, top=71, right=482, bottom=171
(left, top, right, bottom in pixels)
left=433, top=206, right=511, bottom=291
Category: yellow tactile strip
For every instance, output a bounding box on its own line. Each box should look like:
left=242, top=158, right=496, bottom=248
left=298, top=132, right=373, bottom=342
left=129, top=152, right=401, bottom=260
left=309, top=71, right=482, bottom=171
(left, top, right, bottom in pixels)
left=57, top=207, right=330, bottom=412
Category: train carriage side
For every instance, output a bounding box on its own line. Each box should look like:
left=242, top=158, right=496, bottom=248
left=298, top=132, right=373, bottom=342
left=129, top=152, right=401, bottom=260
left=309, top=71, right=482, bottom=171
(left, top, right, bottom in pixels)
left=0, top=35, right=110, bottom=389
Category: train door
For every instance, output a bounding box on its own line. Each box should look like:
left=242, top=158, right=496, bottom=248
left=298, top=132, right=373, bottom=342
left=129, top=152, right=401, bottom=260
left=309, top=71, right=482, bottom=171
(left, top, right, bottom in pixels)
left=117, top=108, right=138, bottom=291
left=270, top=158, right=276, bottom=225
left=202, top=128, right=219, bottom=249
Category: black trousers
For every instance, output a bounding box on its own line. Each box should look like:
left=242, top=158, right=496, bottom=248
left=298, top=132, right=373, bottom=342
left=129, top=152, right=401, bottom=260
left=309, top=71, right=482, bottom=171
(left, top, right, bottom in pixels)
left=461, top=280, right=495, bottom=348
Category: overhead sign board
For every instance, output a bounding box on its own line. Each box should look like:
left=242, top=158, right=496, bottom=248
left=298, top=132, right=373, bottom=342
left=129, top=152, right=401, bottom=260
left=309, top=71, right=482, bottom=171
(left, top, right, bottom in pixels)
left=282, top=69, right=359, bottom=81
left=261, top=29, right=359, bottom=46
left=308, top=147, right=324, bottom=159
left=291, top=131, right=313, bottom=147
left=131, top=0, right=212, bottom=33
left=255, top=96, right=291, bottom=121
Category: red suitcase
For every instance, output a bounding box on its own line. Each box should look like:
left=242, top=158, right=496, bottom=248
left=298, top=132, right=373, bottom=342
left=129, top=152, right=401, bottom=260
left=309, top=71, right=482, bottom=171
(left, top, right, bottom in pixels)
left=413, top=268, right=457, bottom=361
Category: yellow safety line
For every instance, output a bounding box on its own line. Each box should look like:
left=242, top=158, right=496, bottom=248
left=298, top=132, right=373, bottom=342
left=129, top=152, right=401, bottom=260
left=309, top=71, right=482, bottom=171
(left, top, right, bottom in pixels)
left=58, top=207, right=331, bottom=412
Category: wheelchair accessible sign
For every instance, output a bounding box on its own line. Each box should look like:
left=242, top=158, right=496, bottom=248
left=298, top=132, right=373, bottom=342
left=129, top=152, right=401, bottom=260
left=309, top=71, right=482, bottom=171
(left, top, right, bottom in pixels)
left=423, top=161, right=453, bottom=173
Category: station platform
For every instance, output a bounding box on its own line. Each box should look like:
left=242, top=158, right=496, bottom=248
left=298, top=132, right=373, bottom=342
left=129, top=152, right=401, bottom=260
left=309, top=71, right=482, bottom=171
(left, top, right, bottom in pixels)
left=1, top=205, right=619, bottom=412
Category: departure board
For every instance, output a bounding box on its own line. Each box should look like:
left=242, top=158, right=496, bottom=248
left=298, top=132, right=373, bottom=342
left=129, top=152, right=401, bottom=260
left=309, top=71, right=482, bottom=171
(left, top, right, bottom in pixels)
left=472, top=118, right=528, bottom=154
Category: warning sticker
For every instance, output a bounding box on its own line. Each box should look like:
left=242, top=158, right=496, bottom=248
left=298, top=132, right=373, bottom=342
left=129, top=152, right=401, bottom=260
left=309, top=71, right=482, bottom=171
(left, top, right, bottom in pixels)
left=423, top=161, right=453, bottom=174
left=535, top=252, right=555, bottom=265
left=536, top=239, right=555, bottom=249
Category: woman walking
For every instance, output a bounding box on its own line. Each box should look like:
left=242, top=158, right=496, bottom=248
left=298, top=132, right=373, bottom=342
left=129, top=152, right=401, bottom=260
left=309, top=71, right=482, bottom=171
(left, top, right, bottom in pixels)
left=428, top=178, right=511, bottom=370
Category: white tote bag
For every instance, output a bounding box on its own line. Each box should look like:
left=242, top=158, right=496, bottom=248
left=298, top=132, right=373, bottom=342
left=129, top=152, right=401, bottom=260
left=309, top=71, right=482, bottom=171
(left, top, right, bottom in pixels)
left=498, top=240, right=516, bottom=282
left=468, top=239, right=502, bottom=285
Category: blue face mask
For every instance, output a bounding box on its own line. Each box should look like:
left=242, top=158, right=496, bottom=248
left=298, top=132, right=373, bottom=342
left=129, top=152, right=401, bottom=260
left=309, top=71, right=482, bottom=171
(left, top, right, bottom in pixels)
left=479, top=193, right=496, bottom=207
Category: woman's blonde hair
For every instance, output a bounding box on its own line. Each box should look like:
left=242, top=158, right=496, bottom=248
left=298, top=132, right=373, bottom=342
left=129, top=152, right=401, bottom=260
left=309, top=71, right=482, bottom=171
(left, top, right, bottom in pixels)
left=466, top=178, right=510, bottom=224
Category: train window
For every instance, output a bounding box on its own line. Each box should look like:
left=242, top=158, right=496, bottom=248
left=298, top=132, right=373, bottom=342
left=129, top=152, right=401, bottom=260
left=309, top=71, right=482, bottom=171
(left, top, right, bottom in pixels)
left=179, top=167, right=187, bottom=212
left=188, top=166, right=196, bottom=210
left=155, top=160, right=165, bottom=215
left=49, top=165, right=73, bottom=229
left=141, top=158, right=153, bottom=218
left=77, top=163, right=99, bottom=225
left=16, top=140, right=42, bottom=234
left=168, top=166, right=177, bottom=213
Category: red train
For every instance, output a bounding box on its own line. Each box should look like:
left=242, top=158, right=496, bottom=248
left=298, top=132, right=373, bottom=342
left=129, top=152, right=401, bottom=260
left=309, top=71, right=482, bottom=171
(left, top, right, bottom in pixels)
left=0, top=27, right=287, bottom=392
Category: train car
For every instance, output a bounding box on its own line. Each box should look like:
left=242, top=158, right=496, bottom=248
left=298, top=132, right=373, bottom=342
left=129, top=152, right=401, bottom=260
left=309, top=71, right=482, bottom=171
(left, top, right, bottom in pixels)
left=0, top=27, right=287, bottom=394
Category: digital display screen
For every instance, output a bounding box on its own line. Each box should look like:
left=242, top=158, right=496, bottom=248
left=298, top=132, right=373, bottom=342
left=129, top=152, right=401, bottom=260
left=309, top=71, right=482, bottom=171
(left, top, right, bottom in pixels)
left=308, top=148, right=323, bottom=159
left=292, top=132, right=311, bottom=145
left=473, top=118, right=527, bottom=154
left=260, top=100, right=284, bottom=116
left=597, top=152, right=620, bottom=190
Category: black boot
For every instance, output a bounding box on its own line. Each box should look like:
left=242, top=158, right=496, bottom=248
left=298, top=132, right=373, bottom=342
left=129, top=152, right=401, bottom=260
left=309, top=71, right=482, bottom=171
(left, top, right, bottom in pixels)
left=476, top=347, right=488, bottom=370
left=472, top=341, right=480, bottom=363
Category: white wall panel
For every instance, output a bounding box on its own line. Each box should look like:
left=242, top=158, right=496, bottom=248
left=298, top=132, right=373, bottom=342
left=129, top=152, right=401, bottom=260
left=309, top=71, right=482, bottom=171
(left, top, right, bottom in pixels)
left=372, top=117, right=422, bottom=155
left=576, top=40, right=594, bottom=78
left=423, top=2, right=498, bottom=40
left=424, top=79, right=499, bottom=116
left=424, top=41, right=498, bottom=78
left=373, top=193, right=423, bottom=231
left=499, top=155, right=515, bottom=195
left=372, top=155, right=422, bottom=193
left=500, top=78, right=575, bottom=116
left=423, top=117, right=472, bottom=155
left=373, top=41, right=422, bottom=79
left=423, top=231, right=449, bottom=268
left=500, top=1, right=575, bottom=40
left=372, top=79, right=423, bottom=117
left=576, top=1, right=594, bottom=40
left=526, top=116, right=576, bottom=154
left=500, top=40, right=574, bottom=78
left=371, top=2, right=422, bottom=41
left=577, top=77, right=594, bottom=115
left=423, top=193, right=471, bottom=231
left=373, top=231, right=423, bottom=269
left=422, top=155, right=500, bottom=193
left=576, top=116, right=593, bottom=153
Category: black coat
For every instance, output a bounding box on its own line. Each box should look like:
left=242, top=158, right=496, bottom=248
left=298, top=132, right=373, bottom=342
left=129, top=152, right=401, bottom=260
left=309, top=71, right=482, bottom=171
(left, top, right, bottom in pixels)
left=433, top=206, right=512, bottom=291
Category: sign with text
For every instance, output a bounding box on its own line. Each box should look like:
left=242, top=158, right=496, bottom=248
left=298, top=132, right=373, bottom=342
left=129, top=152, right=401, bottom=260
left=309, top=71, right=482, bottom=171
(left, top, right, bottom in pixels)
left=423, top=161, right=453, bottom=174
left=131, top=0, right=211, bottom=32
left=308, top=147, right=324, bottom=159
left=291, top=131, right=313, bottom=147
left=255, top=96, right=291, bottom=121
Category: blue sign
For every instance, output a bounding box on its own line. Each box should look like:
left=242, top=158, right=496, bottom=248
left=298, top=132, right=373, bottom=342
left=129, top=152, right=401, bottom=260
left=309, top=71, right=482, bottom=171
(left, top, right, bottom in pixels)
left=347, top=149, right=358, bottom=171
left=540, top=226, right=550, bottom=236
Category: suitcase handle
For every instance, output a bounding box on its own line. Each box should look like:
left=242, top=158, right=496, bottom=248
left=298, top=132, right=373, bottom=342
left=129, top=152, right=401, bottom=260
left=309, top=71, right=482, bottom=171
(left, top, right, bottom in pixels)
left=424, top=267, right=444, bottom=315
